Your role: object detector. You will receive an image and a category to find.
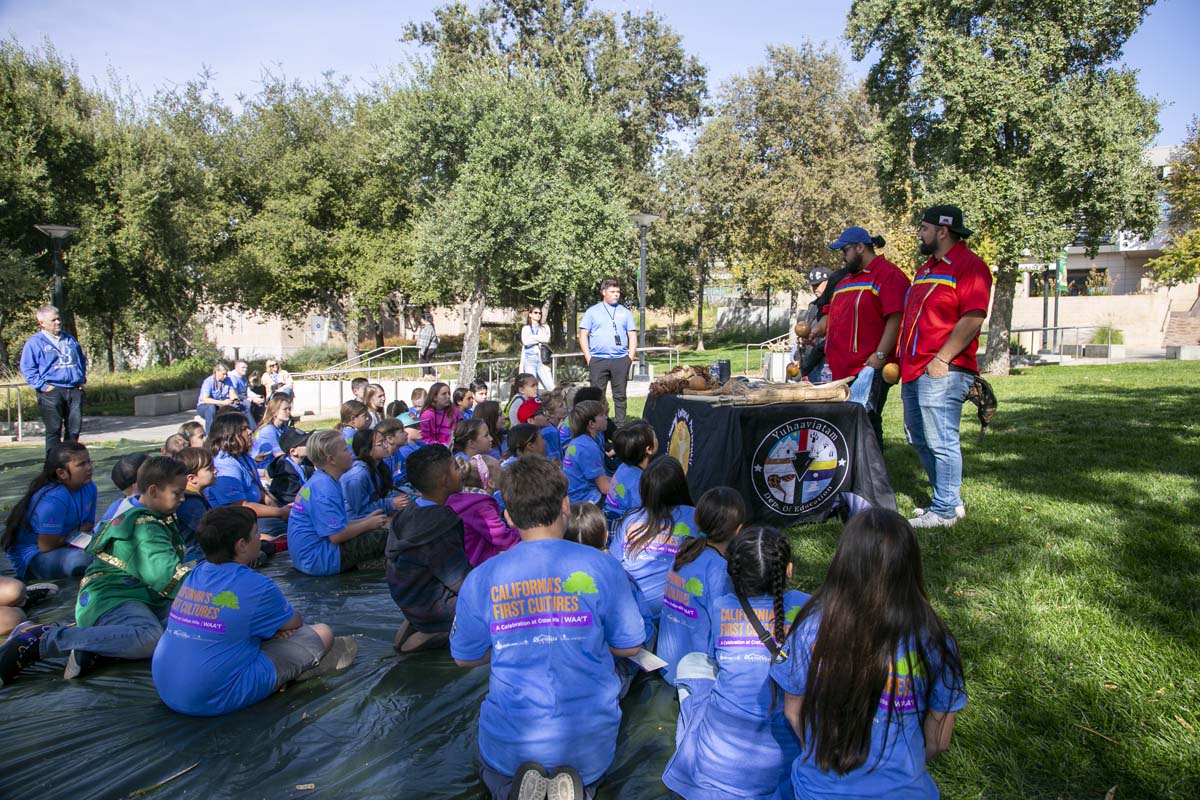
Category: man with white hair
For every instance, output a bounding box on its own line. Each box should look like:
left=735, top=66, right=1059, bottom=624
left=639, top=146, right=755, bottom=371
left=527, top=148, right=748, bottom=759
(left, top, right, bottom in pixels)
left=20, top=305, right=87, bottom=452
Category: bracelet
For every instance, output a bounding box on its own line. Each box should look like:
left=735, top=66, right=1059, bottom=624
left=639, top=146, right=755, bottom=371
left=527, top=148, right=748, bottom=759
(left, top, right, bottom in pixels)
left=934, top=355, right=949, bottom=364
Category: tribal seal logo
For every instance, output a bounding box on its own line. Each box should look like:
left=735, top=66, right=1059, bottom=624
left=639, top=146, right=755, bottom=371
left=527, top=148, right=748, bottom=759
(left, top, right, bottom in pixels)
left=667, top=408, right=694, bottom=474
left=751, top=417, right=850, bottom=516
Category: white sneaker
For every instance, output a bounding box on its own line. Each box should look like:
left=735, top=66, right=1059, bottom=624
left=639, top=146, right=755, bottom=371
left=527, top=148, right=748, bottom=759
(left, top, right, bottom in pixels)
left=912, top=504, right=965, bottom=519
left=908, top=511, right=958, bottom=529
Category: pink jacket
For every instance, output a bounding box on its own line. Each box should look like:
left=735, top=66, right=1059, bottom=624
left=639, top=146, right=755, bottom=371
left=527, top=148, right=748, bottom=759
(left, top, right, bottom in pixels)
left=419, top=406, right=460, bottom=446
left=446, top=489, right=519, bottom=566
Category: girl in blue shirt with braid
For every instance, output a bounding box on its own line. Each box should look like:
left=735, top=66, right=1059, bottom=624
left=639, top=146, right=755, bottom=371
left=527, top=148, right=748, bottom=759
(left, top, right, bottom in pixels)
left=342, top=429, right=408, bottom=519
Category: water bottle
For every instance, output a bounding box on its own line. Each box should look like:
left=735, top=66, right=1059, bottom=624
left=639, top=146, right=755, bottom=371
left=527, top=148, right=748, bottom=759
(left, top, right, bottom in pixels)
left=819, top=363, right=832, bottom=384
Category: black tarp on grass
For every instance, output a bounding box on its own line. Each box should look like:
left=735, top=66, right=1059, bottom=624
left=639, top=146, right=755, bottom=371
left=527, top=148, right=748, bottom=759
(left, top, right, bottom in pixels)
left=0, top=443, right=680, bottom=800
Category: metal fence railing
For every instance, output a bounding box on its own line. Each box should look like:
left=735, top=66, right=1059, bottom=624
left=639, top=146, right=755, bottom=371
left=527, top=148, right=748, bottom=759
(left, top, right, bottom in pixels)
left=0, top=381, right=27, bottom=442
left=744, top=333, right=792, bottom=375
left=985, top=325, right=1125, bottom=363
left=550, top=347, right=681, bottom=382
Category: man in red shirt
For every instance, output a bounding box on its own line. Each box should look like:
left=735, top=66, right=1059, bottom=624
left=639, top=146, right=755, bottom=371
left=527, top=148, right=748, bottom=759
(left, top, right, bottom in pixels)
left=899, top=206, right=992, bottom=528
left=818, top=226, right=910, bottom=444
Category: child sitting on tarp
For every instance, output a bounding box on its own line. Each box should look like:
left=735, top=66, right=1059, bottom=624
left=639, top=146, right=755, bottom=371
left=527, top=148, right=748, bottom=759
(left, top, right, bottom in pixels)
left=386, top=444, right=471, bottom=654
left=266, top=428, right=312, bottom=505
left=450, top=457, right=646, bottom=800
left=152, top=506, right=355, bottom=716
left=0, top=456, right=190, bottom=684
left=101, top=452, right=148, bottom=525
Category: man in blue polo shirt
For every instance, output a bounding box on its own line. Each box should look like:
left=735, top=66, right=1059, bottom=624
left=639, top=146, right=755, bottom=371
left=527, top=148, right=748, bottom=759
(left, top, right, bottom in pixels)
left=578, top=278, right=637, bottom=425
left=20, top=305, right=87, bottom=452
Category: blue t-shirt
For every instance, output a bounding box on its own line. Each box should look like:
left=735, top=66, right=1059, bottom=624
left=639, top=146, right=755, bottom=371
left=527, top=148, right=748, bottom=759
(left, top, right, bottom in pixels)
left=205, top=452, right=264, bottom=507
left=603, top=463, right=643, bottom=518
left=388, top=442, right=423, bottom=487
left=198, top=374, right=234, bottom=404
left=663, top=590, right=809, bottom=800
left=657, top=547, right=734, bottom=685
left=287, top=470, right=348, bottom=576
left=579, top=301, right=636, bottom=359
left=340, top=460, right=390, bottom=518
left=450, top=538, right=646, bottom=784
left=563, top=434, right=606, bottom=504
left=769, top=613, right=968, bottom=799
left=176, top=493, right=211, bottom=562
left=229, top=373, right=250, bottom=402
left=253, top=424, right=286, bottom=463
left=608, top=505, right=697, bottom=618
left=6, top=482, right=98, bottom=578
left=540, top=424, right=562, bottom=462
left=152, top=561, right=295, bottom=717
left=100, top=496, right=128, bottom=526
left=556, top=423, right=570, bottom=459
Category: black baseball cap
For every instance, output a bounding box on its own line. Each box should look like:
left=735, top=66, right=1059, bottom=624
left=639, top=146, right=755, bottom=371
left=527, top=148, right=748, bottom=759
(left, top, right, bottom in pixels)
left=922, top=205, right=973, bottom=238
left=279, top=428, right=311, bottom=453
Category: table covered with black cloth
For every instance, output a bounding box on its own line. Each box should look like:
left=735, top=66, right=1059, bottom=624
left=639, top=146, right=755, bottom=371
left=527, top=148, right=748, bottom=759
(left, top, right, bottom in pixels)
left=644, top=394, right=896, bottom=526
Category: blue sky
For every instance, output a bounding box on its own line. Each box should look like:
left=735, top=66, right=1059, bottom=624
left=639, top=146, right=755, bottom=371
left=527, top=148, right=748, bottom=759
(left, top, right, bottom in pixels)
left=1, top=0, right=1195, bottom=145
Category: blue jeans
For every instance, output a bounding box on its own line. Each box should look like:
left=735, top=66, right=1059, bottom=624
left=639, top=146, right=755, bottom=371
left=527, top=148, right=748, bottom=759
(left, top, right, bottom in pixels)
left=902, top=372, right=974, bottom=518
left=40, top=601, right=168, bottom=661
left=521, top=355, right=556, bottom=392
left=27, top=546, right=93, bottom=580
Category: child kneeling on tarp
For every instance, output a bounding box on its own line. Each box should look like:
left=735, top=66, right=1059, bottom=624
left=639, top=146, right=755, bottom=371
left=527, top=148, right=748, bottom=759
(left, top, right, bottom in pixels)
left=152, top=506, right=355, bottom=716
left=450, top=457, right=646, bottom=800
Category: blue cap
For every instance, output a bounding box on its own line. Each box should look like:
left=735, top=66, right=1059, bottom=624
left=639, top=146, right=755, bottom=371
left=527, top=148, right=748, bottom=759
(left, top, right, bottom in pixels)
left=827, top=226, right=873, bottom=250
left=398, top=411, right=420, bottom=427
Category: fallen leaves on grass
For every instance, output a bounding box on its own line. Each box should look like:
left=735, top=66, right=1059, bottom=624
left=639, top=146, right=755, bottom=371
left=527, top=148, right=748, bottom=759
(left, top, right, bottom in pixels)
left=1173, top=715, right=1195, bottom=734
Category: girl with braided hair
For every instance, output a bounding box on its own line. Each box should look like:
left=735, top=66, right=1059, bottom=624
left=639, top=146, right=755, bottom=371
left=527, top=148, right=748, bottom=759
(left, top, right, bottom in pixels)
left=769, top=508, right=966, bottom=799
left=662, top=525, right=809, bottom=799
left=656, top=487, right=744, bottom=686
left=608, top=456, right=696, bottom=618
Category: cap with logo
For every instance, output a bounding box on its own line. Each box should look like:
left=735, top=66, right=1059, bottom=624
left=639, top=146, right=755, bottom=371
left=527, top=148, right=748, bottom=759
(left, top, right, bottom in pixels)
left=398, top=411, right=421, bottom=428
left=921, top=205, right=973, bottom=238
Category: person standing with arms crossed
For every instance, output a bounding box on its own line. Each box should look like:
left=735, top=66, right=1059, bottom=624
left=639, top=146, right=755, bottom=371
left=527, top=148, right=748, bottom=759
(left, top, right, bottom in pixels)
left=578, top=278, right=637, bottom=425
left=900, top=206, right=992, bottom=529
left=20, top=305, right=86, bottom=453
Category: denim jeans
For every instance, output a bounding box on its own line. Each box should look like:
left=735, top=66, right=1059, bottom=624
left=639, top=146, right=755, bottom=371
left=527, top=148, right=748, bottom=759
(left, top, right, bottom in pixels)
left=902, top=371, right=974, bottom=518
left=521, top=356, right=556, bottom=392
left=37, top=386, right=83, bottom=452
left=27, top=546, right=93, bottom=579
left=40, top=601, right=168, bottom=661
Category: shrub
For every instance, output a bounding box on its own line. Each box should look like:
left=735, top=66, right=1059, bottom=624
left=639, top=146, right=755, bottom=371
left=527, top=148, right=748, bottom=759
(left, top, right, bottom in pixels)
left=1089, top=325, right=1124, bottom=345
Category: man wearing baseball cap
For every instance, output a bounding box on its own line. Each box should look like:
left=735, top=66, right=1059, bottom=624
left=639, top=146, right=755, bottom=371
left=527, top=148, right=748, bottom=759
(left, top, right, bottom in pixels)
left=819, top=226, right=910, bottom=444
left=899, top=205, right=992, bottom=528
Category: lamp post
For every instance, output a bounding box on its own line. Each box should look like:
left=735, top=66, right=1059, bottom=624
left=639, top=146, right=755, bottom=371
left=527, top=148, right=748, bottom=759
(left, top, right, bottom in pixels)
left=34, top=224, right=80, bottom=334
left=629, top=212, right=660, bottom=380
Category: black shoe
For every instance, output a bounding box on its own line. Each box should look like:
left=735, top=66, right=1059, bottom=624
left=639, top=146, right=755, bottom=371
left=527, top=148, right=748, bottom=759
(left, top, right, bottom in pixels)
left=23, top=583, right=59, bottom=608
left=509, top=762, right=549, bottom=800
left=0, top=622, right=51, bottom=685
left=546, top=767, right=584, bottom=800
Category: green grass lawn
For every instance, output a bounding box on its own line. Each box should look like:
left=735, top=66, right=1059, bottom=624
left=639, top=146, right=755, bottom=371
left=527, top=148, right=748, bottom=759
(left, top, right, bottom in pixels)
left=0, top=361, right=1196, bottom=797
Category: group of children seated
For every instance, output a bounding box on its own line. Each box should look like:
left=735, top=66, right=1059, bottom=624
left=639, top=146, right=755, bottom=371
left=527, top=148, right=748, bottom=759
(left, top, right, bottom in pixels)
left=0, top=371, right=967, bottom=800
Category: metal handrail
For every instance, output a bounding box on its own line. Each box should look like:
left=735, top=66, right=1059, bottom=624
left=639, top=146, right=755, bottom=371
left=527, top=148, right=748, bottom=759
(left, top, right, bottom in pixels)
left=292, top=355, right=520, bottom=383
left=0, top=381, right=26, bottom=442
left=982, top=324, right=1123, bottom=363
left=550, top=346, right=681, bottom=376
left=324, top=346, right=410, bottom=373
left=744, top=332, right=793, bottom=375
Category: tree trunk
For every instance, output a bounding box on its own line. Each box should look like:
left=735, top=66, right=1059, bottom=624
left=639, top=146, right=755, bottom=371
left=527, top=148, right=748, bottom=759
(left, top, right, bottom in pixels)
left=980, top=260, right=1017, bottom=376
left=547, top=293, right=565, bottom=348
left=566, top=293, right=578, bottom=348
left=460, top=279, right=487, bottom=388
left=340, top=301, right=360, bottom=361
left=0, top=311, right=9, bottom=368
left=104, top=319, right=116, bottom=372
left=374, top=304, right=386, bottom=348
left=695, top=266, right=706, bottom=351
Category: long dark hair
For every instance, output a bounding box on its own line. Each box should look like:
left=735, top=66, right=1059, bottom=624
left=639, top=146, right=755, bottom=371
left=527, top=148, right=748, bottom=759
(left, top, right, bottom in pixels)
left=208, top=413, right=250, bottom=458
left=2, top=443, right=89, bottom=550
left=452, top=418, right=490, bottom=455
left=351, top=428, right=393, bottom=498
left=474, top=400, right=503, bottom=450
left=674, top=486, right=744, bottom=570
left=792, top=507, right=963, bottom=775
left=505, top=423, right=540, bottom=458
left=626, top=456, right=694, bottom=557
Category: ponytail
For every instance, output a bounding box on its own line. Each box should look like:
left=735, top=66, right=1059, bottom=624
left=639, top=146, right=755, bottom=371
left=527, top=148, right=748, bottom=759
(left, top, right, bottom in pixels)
left=2, top=443, right=88, bottom=551
left=870, top=235, right=886, bottom=249
left=674, top=486, right=744, bottom=570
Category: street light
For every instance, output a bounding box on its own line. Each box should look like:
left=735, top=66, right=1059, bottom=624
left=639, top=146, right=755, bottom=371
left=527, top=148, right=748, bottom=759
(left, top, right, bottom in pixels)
left=34, top=224, right=80, bottom=333
left=629, top=212, right=660, bottom=380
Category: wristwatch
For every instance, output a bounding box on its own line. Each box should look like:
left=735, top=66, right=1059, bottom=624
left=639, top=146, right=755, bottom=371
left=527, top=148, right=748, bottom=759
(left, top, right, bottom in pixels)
left=873, top=351, right=886, bottom=361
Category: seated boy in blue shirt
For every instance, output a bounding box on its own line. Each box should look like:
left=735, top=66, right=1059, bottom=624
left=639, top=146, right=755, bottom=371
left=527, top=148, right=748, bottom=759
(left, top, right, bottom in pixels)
left=266, top=428, right=312, bottom=505
left=152, top=505, right=355, bottom=716
left=385, top=444, right=471, bottom=654
left=451, top=457, right=646, bottom=800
